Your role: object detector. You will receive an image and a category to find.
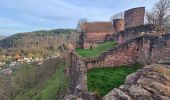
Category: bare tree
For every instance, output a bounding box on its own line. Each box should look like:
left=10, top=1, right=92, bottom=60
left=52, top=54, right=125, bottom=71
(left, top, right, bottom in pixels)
left=76, top=18, right=87, bottom=33
left=146, top=0, right=170, bottom=30
left=76, top=18, right=88, bottom=48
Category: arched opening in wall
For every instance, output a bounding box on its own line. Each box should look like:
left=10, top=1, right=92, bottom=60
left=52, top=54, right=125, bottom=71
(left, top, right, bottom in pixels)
left=90, top=45, right=93, bottom=50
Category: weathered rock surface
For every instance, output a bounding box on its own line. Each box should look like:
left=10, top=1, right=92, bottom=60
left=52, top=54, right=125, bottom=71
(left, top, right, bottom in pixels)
left=103, top=64, right=170, bottom=100
left=63, top=92, right=99, bottom=100
left=64, top=64, right=170, bottom=100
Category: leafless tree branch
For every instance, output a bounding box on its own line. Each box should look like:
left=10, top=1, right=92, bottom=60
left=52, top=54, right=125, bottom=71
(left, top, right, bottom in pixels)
left=146, top=0, right=170, bottom=29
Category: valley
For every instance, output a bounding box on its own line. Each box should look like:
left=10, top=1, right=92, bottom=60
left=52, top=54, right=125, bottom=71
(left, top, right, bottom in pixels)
left=0, top=0, right=170, bottom=100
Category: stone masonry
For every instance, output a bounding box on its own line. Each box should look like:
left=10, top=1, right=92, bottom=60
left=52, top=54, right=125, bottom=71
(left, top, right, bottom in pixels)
left=80, top=7, right=146, bottom=49
left=65, top=24, right=170, bottom=100
left=63, top=33, right=170, bottom=100
left=68, top=52, right=88, bottom=95
left=124, top=7, right=145, bottom=29
left=81, top=22, right=115, bottom=49
left=115, top=24, right=156, bottom=44
left=84, top=34, right=170, bottom=69
left=113, top=19, right=125, bottom=33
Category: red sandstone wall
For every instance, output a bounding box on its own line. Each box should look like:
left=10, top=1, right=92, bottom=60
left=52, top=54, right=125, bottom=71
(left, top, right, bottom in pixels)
left=85, top=40, right=141, bottom=69
left=83, top=32, right=111, bottom=49
left=69, top=52, right=88, bottom=94
left=124, top=7, right=145, bottom=29
left=84, top=34, right=170, bottom=69
left=113, top=19, right=125, bottom=33
left=136, top=39, right=151, bottom=65
left=150, top=40, right=170, bottom=64
left=115, top=24, right=156, bottom=44
left=83, top=42, right=98, bottom=49
left=85, top=32, right=111, bottom=42
left=103, top=44, right=138, bottom=67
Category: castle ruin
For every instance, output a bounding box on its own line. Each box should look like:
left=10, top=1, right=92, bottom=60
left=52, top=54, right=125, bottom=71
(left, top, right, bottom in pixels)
left=63, top=6, right=170, bottom=100
left=124, top=7, right=145, bottom=29
left=80, top=7, right=146, bottom=49
left=81, top=22, right=115, bottom=49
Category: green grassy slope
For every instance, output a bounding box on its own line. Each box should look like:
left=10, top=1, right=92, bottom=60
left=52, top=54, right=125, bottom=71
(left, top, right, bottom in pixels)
left=33, top=62, right=68, bottom=100
left=87, top=64, right=141, bottom=96
left=14, top=61, right=68, bottom=100
left=76, top=41, right=116, bottom=58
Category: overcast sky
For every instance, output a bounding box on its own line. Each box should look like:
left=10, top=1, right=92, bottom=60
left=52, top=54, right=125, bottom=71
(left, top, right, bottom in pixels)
left=0, top=0, right=158, bottom=36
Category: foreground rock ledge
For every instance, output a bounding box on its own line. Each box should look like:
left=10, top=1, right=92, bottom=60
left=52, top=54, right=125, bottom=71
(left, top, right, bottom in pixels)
left=103, top=64, right=170, bottom=100
left=64, top=64, right=170, bottom=100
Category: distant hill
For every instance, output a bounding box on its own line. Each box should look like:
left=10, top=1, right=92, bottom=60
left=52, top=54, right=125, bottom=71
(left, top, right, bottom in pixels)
left=0, top=35, right=7, bottom=41
left=0, top=29, right=75, bottom=48
left=0, top=29, right=76, bottom=57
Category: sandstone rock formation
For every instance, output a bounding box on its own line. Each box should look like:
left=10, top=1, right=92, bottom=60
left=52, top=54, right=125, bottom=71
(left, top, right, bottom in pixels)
left=103, top=64, right=170, bottom=100
left=63, top=64, right=170, bottom=100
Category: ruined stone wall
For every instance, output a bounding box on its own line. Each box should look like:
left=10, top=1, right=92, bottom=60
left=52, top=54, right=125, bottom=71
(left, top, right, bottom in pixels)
left=136, top=37, right=152, bottom=65
left=115, top=24, right=155, bottom=44
left=68, top=52, right=88, bottom=95
left=83, top=42, right=98, bottom=49
left=86, top=32, right=111, bottom=43
left=137, top=34, right=170, bottom=65
left=113, top=19, right=125, bottom=33
left=84, top=34, right=170, bottom=69
left=64, top=34, right=170, bottom=99
left=124, top=7, right=145, bottom=29
left=84, top=36, right=150, bottom=69
left=64, top=52, right=100, bottom=99
left=150, top=34, right=170, bottom=64
left=103, top=41, right=139, bottom=67
left=83, top=32, right=111, bottom=49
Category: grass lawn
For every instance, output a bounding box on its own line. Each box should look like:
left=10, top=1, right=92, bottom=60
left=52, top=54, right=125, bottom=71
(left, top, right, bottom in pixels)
left=87, top=64, right=141, bottom=96
left=76, top=41, right=116, bottom=58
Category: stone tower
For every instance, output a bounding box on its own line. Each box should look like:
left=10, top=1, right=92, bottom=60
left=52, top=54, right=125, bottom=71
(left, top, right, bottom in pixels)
left=113, top=19, right=125, bottom=33
left=124, top=7, right=145, bottom=29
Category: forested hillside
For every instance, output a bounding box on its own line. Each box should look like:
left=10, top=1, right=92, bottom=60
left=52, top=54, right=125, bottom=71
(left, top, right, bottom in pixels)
left=0, top=58, right=68, bottom=100
left=0, top=35, right=6, bottom=41
left=0, top=29, right=77, bottom=58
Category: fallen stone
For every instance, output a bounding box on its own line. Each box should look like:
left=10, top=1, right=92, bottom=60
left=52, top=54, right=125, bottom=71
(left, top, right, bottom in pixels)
left=128, top=85, right=152, bottom=100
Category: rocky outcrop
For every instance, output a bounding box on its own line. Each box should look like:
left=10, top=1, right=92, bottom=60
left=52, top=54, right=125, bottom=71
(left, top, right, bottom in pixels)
left=63, top=92, right=99, bottom=100
left=64, top=64, right=170, bottom=100
left=103, top=64, right=170, bottom=100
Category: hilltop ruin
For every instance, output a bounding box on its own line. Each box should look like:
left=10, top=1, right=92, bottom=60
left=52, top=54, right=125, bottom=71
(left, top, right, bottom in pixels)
left=63, top=7, right=170, bottom=100
left=79, top=7, right=146, bottom=49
